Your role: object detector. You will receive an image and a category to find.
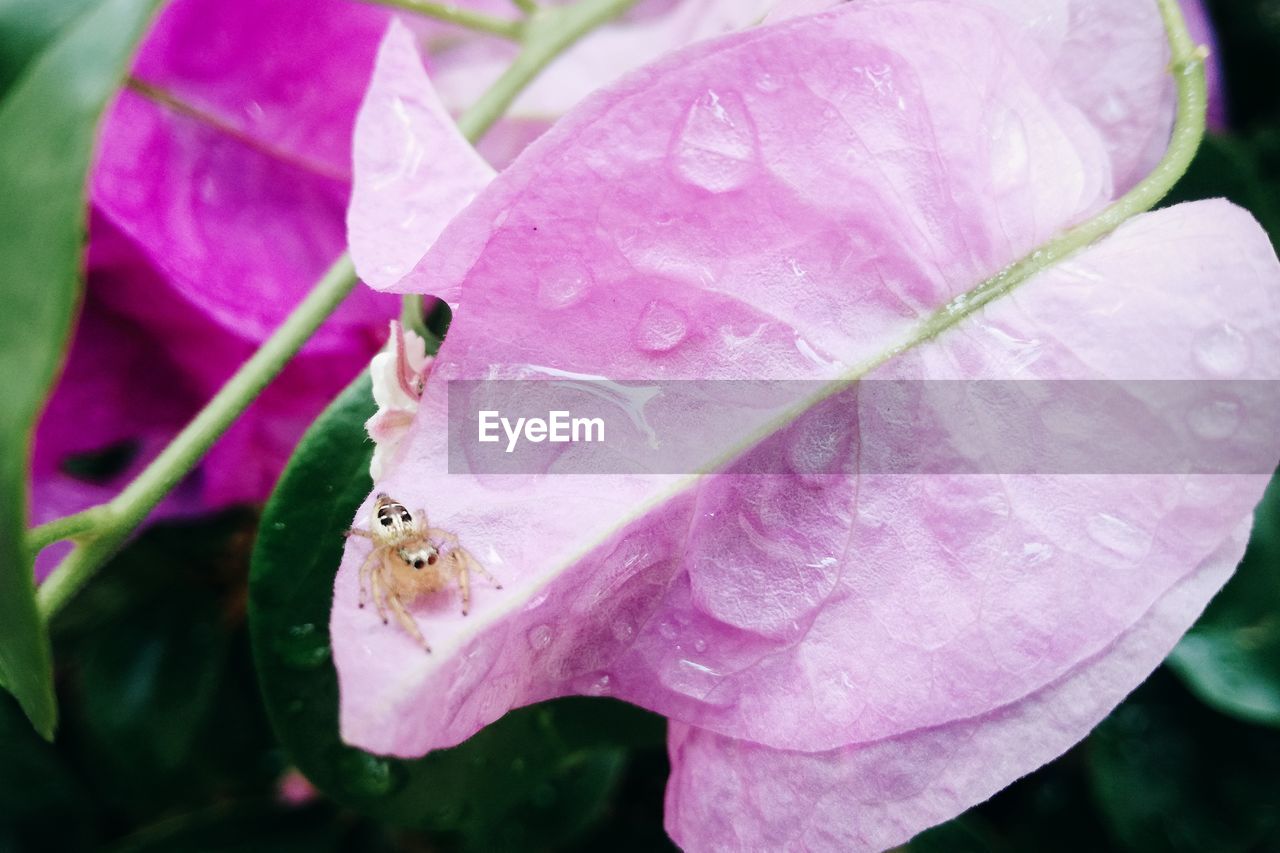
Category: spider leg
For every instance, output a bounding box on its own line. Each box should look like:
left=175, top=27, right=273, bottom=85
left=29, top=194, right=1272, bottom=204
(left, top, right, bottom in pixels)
left=371, top=552, right=393, bottom=625
left=356, top=547, right=381, bottom=608
left=455, top=554, right=472, bottom=616
left=387, top=593, right=431, bottom=653
left=345, top=528, right=374, bottom=539
left=426, top=526, right=459, bottom=548
left=459, top=545, right=502, bottom=589
left=414, top=509, right=429, bottom=538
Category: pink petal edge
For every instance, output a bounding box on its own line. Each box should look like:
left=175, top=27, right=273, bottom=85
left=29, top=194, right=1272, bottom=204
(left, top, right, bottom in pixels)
left=663, top=522, right=1247, bottom=852
left=348, top=19, right=496, bottom=293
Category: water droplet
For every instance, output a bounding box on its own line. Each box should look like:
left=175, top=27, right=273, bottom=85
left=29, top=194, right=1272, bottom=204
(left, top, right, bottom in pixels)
left=658, top=619, right=679, bottom=640
left=1087, top=513, right=1149, bottom=560
left=692, top=637, right=708, bottom=653
left=754, top=73, right=781, bottom=93
left=1188, top=396, right=1242, bottom=440
left=1193, top=323, right=1250, bottom=377
left=1097, top=94, right=1127, bottom=123
left=670, top=90, right=759, bottom=193
left=276, top=623, right=330, bottom=670
left=634, top=300, right=689, bottom=352
left=339, top=751, right=402, bottom=798
left=612, top=620, right=635, bottom=643
left=1022, top=542, right=1054, bottom=567
left=536, top=259, right=593, bottom=309
left=660, top=659, right=731, bottom=705
left=575, top=672, right=614, bottom=696
left=527, top=624, right=552, bottom=651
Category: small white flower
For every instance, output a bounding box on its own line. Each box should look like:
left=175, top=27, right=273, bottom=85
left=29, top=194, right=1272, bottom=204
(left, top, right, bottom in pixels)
left=366, top=320, right=431, bottom=480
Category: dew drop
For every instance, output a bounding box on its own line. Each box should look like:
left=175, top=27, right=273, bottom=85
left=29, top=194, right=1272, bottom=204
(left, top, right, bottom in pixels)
left=575, top=672, right=614, bottom=696
left=536, top=259, right=594, bottom=309
left=527, top=624, right=553, bottom=651
left=1188, top=396, right=1243, bottom=440
left=634, top=300, right=689, bottom=352
left=670, top=90, right=759, bottom=193
left=612, top=620, right=636, bottom=643
left=1086, top=513, right=1149, bottom=560
left=754, top=72, right=782, bottom=93
left=339, top=751, right=403, bottom=798
left=1193, top=323, right=1250, bottom=377
left=660, top=659, right=731, bottom=705
left=1021, top=542, right=1054, bottom=567
left=692, top=637, right=708, bottom=653
left=276, top=623, right=330, bottom=670
left=990, top=110, right=1029, bottom=193
left=658, top=619, right=679, bottom=640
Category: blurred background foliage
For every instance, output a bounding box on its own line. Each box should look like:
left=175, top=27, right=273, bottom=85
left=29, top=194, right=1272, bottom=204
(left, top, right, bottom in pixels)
left=3, top=0, right=1280, bottom=850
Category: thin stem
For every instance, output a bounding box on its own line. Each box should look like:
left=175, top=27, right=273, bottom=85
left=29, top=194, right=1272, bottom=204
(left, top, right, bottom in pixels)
left=510, top=0, right=540, bottom=13
left=662, top=0, right=1213, bottom=510
left=33, top=0, right=640, bottom=618
left=909, top=0, right=1207, bottom=344
left=26, top=508, right=108, bottom=554
left=37, top=256, right=358, bottom=617
left=401, top=292, right=428, bottom=337
left=454, top=0, right=637, bottom=141
left=359, top=0, right=523, bottom=40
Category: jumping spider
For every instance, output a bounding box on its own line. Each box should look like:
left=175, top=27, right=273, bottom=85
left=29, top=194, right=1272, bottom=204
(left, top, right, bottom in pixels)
left=346, top=493, right=500, bottom=652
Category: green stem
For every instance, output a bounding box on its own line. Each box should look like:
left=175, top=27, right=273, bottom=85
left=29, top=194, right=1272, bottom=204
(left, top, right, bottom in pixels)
left=359, top=0, right=523, bottom=40
left=510, top=0, right=540, bottom=14
left=32, top=0, right=639, bottom=619
left=455, top=0, right=634, bottom=141
left=26, top=508, right=108, bottom=554
left=37, top=256, right=357, bottom=617
left=909, top=0, right=1206, bottom=345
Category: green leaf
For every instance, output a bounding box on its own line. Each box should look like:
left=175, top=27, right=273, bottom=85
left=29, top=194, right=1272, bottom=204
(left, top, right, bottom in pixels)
left=249, top=373, right=663, bottom=851
left=51, top=510, right=278, bottom=816
left=1167, top=473, right=1280, bottom=725
left=1087, top=670, right=1280, bottom=852
left=106, top=802, right=396, bottom=853
left=0, top=0, right=97, bottom=98
left=0, top=690, right=95, bottom=853
left=0, top=0, right=164, bottom=740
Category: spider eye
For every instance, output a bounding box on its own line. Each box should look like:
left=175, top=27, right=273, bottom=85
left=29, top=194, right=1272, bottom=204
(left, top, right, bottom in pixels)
left=413, top=559, right=425, bottom=569
left=427, top=554, right=438, bottom=566
left=379, top=517, right=392, bottom=526
left=400, top=511, right=412, bottom=523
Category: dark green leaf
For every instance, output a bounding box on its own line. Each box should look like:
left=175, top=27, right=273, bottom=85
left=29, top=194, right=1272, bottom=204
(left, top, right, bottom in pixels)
left=1165, top=131, right=1280, bottom=245
left=52, top=510, right=278, bottom=817
left=1087, top=671, right=1280, bottom=852
left=0, top=0, right=164, bottom=739
left=59, top=438, right=142, bottom=484
left=249, top=374, right=663, bottom=850
left=0, top=690, right=95, bottom=852
left=1203, top=0, right=1280, bottom=130
left=106, top=801, right=395, bottom=853
left=1168, top=473, right=1280, bottom=725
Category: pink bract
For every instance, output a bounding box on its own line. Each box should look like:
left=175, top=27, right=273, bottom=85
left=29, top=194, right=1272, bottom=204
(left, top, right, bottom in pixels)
left=336, top=1, right=1280, bottom=849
